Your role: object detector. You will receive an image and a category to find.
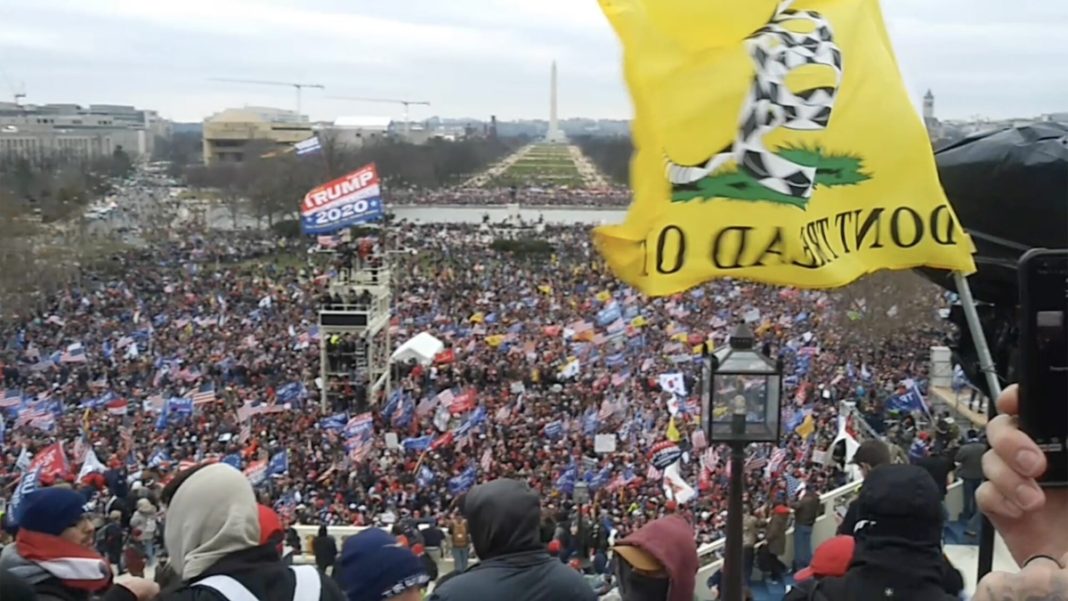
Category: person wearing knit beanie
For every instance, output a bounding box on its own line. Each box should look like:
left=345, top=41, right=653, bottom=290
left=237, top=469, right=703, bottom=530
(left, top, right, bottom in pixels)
left=336, top=529, right=429, bottom=601
left=18, top=488, right=92, bottom=544
left=0, top=489, right=160, bottom=601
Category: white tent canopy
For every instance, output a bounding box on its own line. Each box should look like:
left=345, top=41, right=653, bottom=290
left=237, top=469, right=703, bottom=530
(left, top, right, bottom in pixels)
left=390, top=332, right=444, bottom=366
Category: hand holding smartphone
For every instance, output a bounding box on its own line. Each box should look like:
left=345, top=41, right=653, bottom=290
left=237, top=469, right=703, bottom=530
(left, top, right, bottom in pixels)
left=1017, top=249, right=1068, bottom=487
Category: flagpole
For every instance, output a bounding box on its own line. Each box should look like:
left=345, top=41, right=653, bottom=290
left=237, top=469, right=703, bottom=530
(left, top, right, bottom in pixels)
left=413, top=449, right=429, bottom=474
left=952, top=271, right=1002, bottom=581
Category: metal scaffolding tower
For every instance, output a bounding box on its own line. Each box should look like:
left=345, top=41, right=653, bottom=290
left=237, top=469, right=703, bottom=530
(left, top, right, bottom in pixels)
left=318, top=246, right=391, bottom=412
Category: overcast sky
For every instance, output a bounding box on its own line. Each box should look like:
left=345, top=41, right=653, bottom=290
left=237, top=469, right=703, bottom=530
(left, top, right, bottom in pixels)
left=1, top=0, right=1065, bottom=123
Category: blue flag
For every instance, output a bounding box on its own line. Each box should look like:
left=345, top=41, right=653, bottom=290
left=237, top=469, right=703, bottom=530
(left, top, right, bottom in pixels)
left=267, top=451, right=288, bottom=477
left=320, top=414, right=347, bottom=431
left=448, top=466, right=477, bottom=496
left=583, top=410, right=599, bottom=437
left=276, top=382, right=305, bottom=405
left=544, top=420, right=563, bottom=440
left=401, top=435, right=433, bottom=452
left=148, top=448, right=172, bottom=469
left=169, top=397, right=194, bottom=415
left=10, top=466, right=43, bottom=525
left=887, top=386, right=930, bottom=417
left=417, top=465, right=436, bottom=488
left=221, top=453, right=243, bottom=469
left=554, top=461, right=577, bottom=495
left=381, top=389, right=403, bottom=420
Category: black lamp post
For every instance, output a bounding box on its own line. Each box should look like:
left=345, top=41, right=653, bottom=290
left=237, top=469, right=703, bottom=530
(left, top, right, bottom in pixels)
left=703, top=323, right=783, bottom=601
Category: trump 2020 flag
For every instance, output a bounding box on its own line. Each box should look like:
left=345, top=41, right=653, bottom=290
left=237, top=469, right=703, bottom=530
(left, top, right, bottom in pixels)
left=595, top=0, right=975, bottom=296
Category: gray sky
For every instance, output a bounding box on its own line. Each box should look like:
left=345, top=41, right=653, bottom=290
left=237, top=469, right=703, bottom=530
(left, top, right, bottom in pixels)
left=1, top=0, right=1065, bottom=123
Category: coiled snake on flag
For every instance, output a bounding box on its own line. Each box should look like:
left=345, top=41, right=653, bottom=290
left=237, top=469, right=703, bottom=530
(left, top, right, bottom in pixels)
left=665, top=0, right=844, bottom=202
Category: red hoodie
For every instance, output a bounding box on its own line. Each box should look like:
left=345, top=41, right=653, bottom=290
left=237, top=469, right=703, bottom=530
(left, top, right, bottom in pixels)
left=615, top=515, right=697, bottom=601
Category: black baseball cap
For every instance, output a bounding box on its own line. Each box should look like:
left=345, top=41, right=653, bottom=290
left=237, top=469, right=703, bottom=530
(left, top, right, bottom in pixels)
left=851, top=440, right=891, bottom=467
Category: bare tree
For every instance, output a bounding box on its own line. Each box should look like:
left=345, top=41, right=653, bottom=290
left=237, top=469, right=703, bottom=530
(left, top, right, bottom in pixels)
left=828, top=270, right=946, bottom=348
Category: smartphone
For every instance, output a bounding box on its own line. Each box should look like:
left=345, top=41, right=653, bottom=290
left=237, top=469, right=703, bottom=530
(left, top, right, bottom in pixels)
left=1018, top=249, right=1068, bottom=487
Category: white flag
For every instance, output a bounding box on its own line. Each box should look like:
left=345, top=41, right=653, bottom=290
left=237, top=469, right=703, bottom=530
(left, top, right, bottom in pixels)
left=658, top=373, right=687, bottom=396
left=77, top=449, right=107, bottom=481
left=662, top=462, right=697, bottom=504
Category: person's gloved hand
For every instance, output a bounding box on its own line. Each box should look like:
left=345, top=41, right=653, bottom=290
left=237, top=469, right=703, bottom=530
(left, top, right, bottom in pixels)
left=976, top=384, right=1068, bottom=566
left=974, top=553, right=1068, bottom=601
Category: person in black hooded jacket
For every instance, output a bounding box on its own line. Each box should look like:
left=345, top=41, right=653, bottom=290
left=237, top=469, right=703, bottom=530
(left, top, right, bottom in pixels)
left=428, top=478, right=595, bottom=601
left=789, top=464, right=958, bottom=601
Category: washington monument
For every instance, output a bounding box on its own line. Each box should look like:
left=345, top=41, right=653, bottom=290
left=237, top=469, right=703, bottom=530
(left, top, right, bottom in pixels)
left=546, top=60, right=566, bottom=143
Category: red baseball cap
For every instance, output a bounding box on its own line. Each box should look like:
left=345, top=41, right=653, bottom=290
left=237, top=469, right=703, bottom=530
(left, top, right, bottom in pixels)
left=547, top=540, right=562, bottom=556
left=795, top=535, right=855, bottom=582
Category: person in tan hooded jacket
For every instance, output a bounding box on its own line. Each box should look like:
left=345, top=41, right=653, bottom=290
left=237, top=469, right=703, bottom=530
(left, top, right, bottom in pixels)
left=156, top=463, right=345, bottom=601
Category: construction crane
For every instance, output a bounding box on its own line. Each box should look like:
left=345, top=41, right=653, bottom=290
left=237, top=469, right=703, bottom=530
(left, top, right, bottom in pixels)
left=209, top=78, right=325, bottom=117
left=328, top=96, right=430, bottom=136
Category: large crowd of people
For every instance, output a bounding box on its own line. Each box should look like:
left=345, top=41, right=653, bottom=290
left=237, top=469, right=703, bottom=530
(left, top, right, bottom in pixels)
left=1, top=178, right=1063, bottom=601
left=388, top=187, right=631, bottom=207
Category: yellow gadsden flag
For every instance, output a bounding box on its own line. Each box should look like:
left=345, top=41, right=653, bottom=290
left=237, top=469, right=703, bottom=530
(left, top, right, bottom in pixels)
left=595, top=0, right=975, bottom=296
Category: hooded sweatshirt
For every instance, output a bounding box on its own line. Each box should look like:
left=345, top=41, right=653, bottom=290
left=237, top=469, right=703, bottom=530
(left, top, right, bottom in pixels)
left=614, top=516, right=697, bottom=601
left=164, top=463, right=260, bottom=580
left=463, top=478, right=543, bottom=560
left=429, top=479, right=594, bottom=601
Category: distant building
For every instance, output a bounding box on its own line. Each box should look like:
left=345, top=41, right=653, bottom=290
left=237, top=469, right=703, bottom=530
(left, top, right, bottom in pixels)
left=0, top=102, right=167, bottom=163
left=321, top=116, right=392, bottom=149
left=201, top=106, right=313, bottom=163
left=921, top=89, right=945, bottom=141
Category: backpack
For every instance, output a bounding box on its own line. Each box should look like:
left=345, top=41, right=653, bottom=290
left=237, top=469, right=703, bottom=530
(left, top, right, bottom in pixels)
left=192, top=565, right=321, bottom=601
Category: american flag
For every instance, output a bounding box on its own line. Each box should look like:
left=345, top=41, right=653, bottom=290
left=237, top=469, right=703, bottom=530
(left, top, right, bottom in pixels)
left=598, top=399, right=618, bottom=420
left=106, top=398, right=129, bottom=416
left=767, top=448, right=788, bottom=475
left=785, top=473, right=802, bottom=499
left=29, top=413, right=55, bottom=432
left=480, top=447, right=493, bottom=472
left=60, top=342, right=87, bottom=363
left=16, top=406, right=47, bottom=428
left=745, top=455, right=768, bottom=472
left=192, top=383, right=216, bottom=405
left=72, top=435, right=88, bottom=464
left=349, top=437, right=373, bottom=463
left=701, top=447, right=719, bottom=471
left=646, top=464, right=662, bottom=480
left=1, top=389, right=21, bottom=409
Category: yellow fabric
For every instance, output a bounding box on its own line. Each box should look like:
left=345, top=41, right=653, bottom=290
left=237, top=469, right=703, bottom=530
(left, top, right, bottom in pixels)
left=469, top=312, right=485, bottom=324
left=666, top=417, right=681, bottom=442
left=485, top=334, right=506, bottom=348
left=631, top=315, right=647, bottom=328
left=795, top=413, right=816, bottom=440
left=594, top=0, right=975, bottom=297
left=595, top=290, right=613, bottom=302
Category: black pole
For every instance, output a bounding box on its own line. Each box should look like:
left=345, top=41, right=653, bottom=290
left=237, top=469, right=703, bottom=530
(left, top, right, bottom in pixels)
left=977, top=393, right=999, bottom=579
left=724, top=443, right=747, bottom=601
left=577, top=502, right=586, bottom=562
